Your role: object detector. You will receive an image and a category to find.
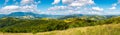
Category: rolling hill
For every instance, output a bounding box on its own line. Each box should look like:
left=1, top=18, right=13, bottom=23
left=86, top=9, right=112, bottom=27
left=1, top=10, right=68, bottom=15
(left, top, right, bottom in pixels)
left=0, top=23, right=120, bottom=35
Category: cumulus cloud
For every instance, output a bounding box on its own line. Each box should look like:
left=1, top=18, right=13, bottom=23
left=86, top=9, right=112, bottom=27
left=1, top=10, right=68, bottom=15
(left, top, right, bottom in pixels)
left=49, top=0, right=97, bottom=15
left=49, top=0, right=119, bottom=15
left=21, top=0, right=34, bottom=5
left=2, top=5, right=19, bottom=10
left=92, top=7, right=104, bottom=11
left=1, top=0, right=119, bottom=15
left=69, top=0, right=94, bottom=7
left=47, top=6, right=103, bottom=15
left=0, top=5, right=19, bottom=14
left=0, top=5, right=39, bottom=14
left=109, top=3, right=117, bottom=10
left=0, top=0, right=42, bottom=14
left=62, top=0, right=74, bottom=4
left=109, top=0, right=120, bottom=10
left=19, top=5, right=39, bottom=12
left=109, top=6, right=116, bottom=10
left=52, top=0, right=60, bottom=4
left=52, top=0, right=94, bottom=7
left=48, top=6, right=73, bottom=11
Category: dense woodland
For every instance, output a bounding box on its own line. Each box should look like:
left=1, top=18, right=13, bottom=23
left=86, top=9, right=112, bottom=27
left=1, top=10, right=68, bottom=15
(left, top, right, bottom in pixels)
left=0, top=16, right=120, bottom=33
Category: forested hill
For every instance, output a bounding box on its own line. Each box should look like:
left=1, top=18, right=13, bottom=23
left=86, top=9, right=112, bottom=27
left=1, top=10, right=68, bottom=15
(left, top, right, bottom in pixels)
left=0, top=16, right=120, bottom=33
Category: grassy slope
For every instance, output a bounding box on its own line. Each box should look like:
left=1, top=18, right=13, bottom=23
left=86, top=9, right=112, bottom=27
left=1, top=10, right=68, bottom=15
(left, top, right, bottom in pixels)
left=0, top=24, right=120, bottom=35
left=36, top=23, right=120, bottom=35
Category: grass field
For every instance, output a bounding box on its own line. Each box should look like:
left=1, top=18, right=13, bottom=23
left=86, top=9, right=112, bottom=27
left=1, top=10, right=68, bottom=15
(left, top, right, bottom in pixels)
left=0, top=24, right=120, bottom=35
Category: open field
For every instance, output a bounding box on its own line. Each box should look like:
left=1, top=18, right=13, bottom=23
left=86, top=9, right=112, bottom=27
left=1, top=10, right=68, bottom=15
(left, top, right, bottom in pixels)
left=0, top=23, right=120, bottom=35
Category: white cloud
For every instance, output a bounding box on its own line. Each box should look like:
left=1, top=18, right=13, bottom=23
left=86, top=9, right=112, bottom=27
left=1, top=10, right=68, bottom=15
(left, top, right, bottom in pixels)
left=92, top=7, right=104, bottom=11
left=47, top=6, right=103, bottom=15
left=108, top=0, right=120, bottom=10
left=69, top=2, right=85, bottom=7
left=21, top=0, right=34, bottom=5
left=109, top=3, right=117, bottom=10
left=2, top=5, right=19, bottom=10
left=47, top=6, right=83, bottom=15
left=0, top=5, right=40, bottom=14
left=109, top=6, right=116, bottom=10
left=52, top=0, right=60, bottom=4
left=69, top=0, right=94, bottom=7
left=48, top=6, right=73, bottom=11
left=49, top=0, right=96, bottom=15
left=19, top=5, right=38, bottom=12
left=0, top=5, right=19, bottom=14
left=0, top=0, right=42, bottom=14
left=62, top=0, right=74, bottom=4
left=52, top=0, right=94, bottom=7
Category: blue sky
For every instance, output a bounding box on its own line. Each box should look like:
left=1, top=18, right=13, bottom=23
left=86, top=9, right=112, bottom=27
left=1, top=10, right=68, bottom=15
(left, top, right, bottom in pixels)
left=0, top=0, right=120, bottom=15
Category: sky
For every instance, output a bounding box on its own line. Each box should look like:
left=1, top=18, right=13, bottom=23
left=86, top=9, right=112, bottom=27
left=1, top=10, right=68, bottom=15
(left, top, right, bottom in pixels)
left=0, top=0, right=120, bottom=15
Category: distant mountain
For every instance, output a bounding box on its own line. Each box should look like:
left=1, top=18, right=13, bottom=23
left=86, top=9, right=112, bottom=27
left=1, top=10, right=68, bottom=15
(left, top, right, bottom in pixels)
left=0, top=12, right=120, bottom=19
left=7, top=12, right=39, bottom=17
left=0, top=14, right=6, bottom=18
left=0, top=12, right=65, bottom=18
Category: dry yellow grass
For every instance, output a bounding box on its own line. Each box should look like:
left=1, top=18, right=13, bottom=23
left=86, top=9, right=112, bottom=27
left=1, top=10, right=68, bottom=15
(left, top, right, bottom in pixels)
left=0, top=33, right=33, bottom=35
left=36, top=24, right=120, bottom=35
left=0, top=24, right=120, bottom=35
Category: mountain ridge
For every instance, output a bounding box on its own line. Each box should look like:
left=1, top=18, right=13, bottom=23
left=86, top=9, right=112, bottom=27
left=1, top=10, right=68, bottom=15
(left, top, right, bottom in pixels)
left=0, top=12, right=119, bottom=18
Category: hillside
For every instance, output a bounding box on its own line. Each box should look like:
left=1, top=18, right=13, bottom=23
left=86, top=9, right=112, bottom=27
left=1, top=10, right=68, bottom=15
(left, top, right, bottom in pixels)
left=37, top=24, right=120, bottom=35
left=36, top=23, right=120, bottom=35
left=0, top=16, right=120, bottom=33
left=0, top=23, right=120, bottom=35
left=0, top=16, right=120, bottom=35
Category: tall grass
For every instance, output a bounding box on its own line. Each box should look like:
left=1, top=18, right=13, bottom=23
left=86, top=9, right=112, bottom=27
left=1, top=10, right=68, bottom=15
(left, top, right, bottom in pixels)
left=36, top=24, right=120, bottom=35
left=0, top=24, right=120, bottom=35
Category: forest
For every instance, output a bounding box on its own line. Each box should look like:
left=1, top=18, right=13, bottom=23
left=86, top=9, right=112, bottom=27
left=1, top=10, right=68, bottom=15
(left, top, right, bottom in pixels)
left=0, top=16, right=120, bottom=33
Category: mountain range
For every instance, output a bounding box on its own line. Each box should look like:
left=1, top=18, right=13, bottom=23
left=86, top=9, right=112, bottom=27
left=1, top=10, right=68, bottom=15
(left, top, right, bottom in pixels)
left=0, top=12, right=66, bottom=18
left=0, top=12, right=119, bottom=19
